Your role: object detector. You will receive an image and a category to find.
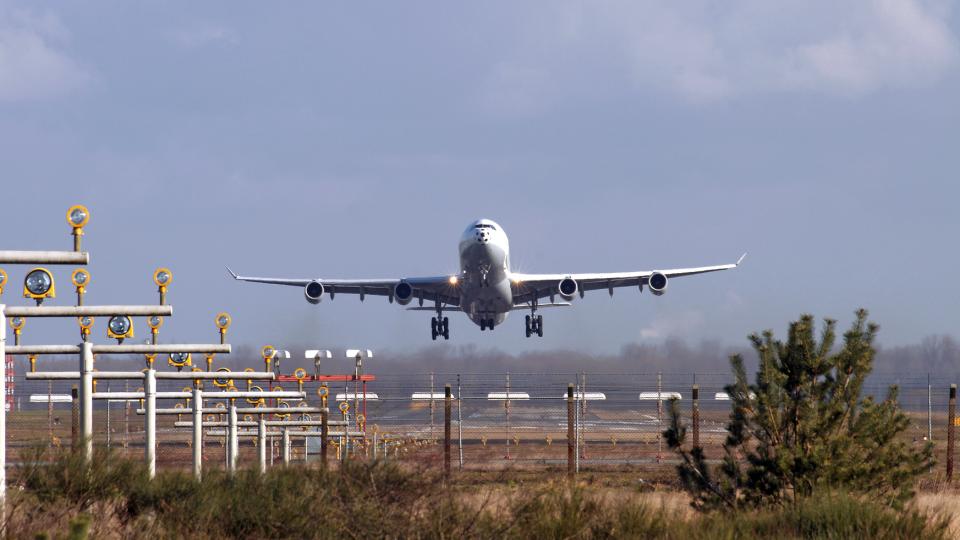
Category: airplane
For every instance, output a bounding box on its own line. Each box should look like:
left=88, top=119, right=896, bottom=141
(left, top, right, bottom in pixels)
left=228, top=218, right=745, bottom=340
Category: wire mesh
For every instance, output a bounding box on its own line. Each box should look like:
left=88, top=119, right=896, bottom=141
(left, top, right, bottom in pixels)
left=5, top=372, right=956, bottom=474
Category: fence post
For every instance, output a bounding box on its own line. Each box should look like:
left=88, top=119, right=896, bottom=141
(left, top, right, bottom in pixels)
left=948, top=384, right=956, bottom=482
left=567, top=384, right=574, bottom=479
left=692, top=384, right=700, bottom=448
left=71, top=385, right=79, bottom=450
left=444, top=384, right=451, bottom=479
left=321, top=408, right=329, bottom=468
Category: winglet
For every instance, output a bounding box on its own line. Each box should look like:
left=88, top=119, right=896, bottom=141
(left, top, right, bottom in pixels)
left=736, top=252, right=748, bottom=266
left=226, top=266, right=239, bottom=279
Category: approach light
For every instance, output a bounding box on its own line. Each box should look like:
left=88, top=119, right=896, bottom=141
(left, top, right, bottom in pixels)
left=71, top=268, right=90, bottom=305
left=147, top=315, right=163, bottom=331
left=66, top=205, right=89, bottom=251
left=0, top=268, right=7, bottom=296
left=107, top=315, right=134, bottom=343
left=215, top=312, right=231, bottom=344
left=66, top=205, right=89, bottom=229
left=77, top=315, right=94, bottom=341
left=448, top=276, right=458, bottom=285
left=213, top=367, right=232, bottom=388
left=308, top=349, right=332, bottom=378
left=71, top=269, right=89, bottom=288
left=153, top=268, right=172, bottom=304
left=9, top=316, right=24, bottom=345
left=261, top=345, right=276, bottom=371
left=168, top=352, right=192, bottom=370
left=23, top=268, right=55, bottom=304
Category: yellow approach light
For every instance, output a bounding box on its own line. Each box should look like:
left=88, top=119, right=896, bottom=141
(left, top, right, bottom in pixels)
left=0, top=268, right=7, bottom=296
left=23, top=267, right=55, bottom=304
left=71, top=268, right=90, bottom=305
left=9, top=316, right=24, bottom=345
left=215, top=312, right=231, bottom=344
left=66, top=205, right=90, bottom=251
left=168, top=352, right=192, bottom=369
left=107, top=315, right=134, bottom=343
left=77, top=315, right=94, bottom=341
left=153, top=267, right=172, bottom=304
left=147, top=315, right=163, bottom=331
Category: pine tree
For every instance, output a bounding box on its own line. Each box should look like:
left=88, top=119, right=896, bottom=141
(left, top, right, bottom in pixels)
left=665, top=309, right=933, bottom=511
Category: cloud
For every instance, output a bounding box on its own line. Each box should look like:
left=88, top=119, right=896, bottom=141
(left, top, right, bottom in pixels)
left=0, top=8, right=90, bottom=101
left=481, top=0, right=959, bottom=108
left=638, top=310, right=705, bottom=339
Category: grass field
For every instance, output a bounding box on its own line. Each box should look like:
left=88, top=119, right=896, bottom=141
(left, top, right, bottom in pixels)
left=6, top=447, right=957, bottom=539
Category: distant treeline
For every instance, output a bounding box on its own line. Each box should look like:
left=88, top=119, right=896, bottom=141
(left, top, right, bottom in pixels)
left=24, top=334, right=959, bottom=377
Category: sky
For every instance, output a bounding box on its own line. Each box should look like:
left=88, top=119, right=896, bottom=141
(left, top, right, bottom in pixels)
left=1, top=1, right=958, bottom=358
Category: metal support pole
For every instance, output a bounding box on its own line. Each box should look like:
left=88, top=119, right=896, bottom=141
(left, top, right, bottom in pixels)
left=145, top=369, right=157, bottom=478
left=283, top=428, right=290, bottom=466
left=228, top=404, right=238, bottom=475
left=80, top=342, right=94, bottom=462
left=258, top=414, right=267, bottom=474
left=0, top=305, right=6, bottom=515
left=444, top=384, right=451, bottom=478
left=567, top=384, right=574, bottom=479
left=47, top=380, right=53, bottom=443
left=321, top=408, right=328, bottom=468
left=457, top=375, right=463, bottom=470
left=192, top=387, right=202, bottom=480
left=692, top=384, right=700, bottom=448
left=429, top=372, right=435, bottom=441
left=948, top=384, right=956, bottom=482
left=657, top=371, right=663, bottom=464
left=927, top=374, right=933, bottom=442
left=71, top=386, right=79, bottom=449
left=105, top=382, right=111, bottom=449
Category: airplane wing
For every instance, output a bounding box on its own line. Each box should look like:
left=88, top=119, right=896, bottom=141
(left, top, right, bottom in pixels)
left=226, top=268, right=461, bottom=306
left=509, top=253, right=745, bottom=305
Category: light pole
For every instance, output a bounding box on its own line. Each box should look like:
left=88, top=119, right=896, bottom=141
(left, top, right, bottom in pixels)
left=346, top=349, right=373, bottom=431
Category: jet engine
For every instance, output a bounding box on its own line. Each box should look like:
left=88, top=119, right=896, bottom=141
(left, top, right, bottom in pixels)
left=304, top=281, right=324, bottom=304
left=557, top=277, right=578, bottom=300
left=394, top=281, right=414, bottom=306
left=648, top=272, right=668, bottom=296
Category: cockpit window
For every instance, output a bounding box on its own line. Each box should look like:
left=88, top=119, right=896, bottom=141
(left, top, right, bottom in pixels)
left=475, top=224, right=497, bottom=230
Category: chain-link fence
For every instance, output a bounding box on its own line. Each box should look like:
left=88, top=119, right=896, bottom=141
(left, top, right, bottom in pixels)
left=6, top=372, right=957, bottom=475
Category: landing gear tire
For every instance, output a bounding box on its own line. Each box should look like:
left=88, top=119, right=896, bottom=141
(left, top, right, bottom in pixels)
left=431, top=317, right=439, bottom=341
left=525, top=314, right=544, bottom=338
left=442, top=317, right=450, bottom=340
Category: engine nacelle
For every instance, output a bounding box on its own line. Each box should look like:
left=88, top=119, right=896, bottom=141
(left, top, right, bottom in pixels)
left=393, top=281, right=414, bottom=306
left=557, top=277, right=578, bottom=301
left=304, top=281, right=324, bottom=304
left=648, top=272, right=668, bottom=296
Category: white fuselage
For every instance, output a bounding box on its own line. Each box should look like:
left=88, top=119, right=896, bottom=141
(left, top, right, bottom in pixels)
left=457, top=219, right=513, bottom=327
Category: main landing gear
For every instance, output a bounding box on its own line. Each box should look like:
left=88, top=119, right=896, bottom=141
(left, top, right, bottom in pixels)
left=431, top=316, right=449, bottom=340
left=525, top=314, right=543, bottom=338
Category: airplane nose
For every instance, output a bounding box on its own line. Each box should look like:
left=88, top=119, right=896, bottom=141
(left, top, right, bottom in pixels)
left=475, top=230, right=491, bottom=244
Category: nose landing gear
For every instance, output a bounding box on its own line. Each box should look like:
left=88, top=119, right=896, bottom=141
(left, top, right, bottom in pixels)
left=479, top=318, right=496, bottom=331
left=431, top=316, right=450, bottom=340
left=525, top=314, right=543, bottom=338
